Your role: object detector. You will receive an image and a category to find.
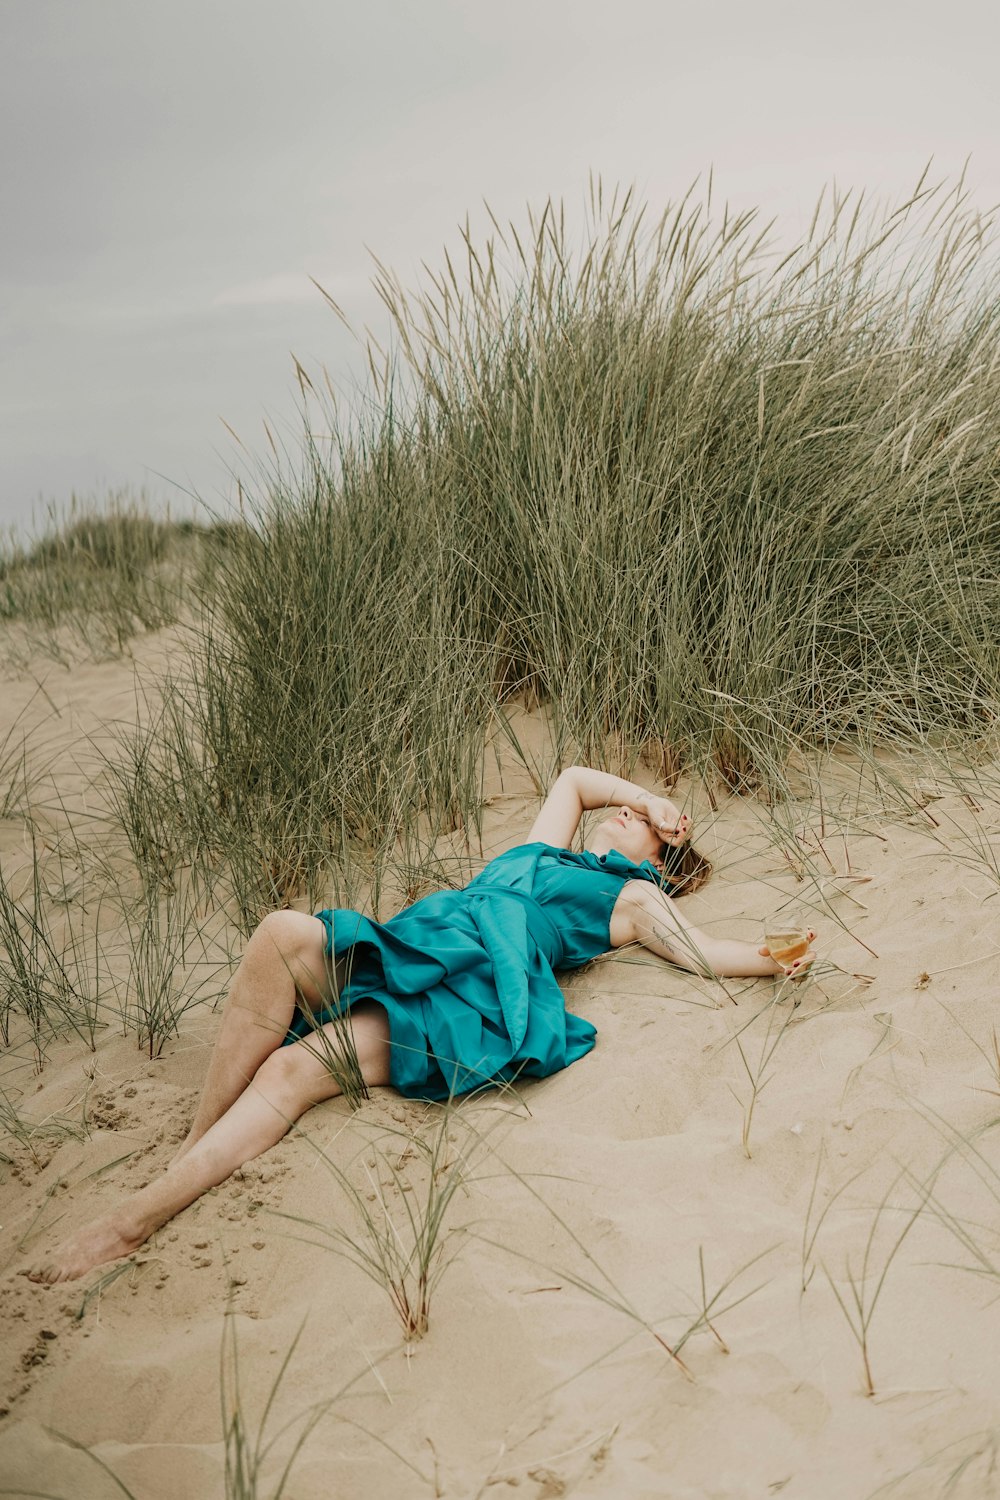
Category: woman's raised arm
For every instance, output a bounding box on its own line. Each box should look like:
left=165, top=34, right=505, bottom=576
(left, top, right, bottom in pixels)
left=526, top=765, right=689, bottom=850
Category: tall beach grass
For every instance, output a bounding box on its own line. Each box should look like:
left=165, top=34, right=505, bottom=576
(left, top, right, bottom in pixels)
left=108, top=172, right=1000, bottom=908
left=0, top=491, right=233, bottom=661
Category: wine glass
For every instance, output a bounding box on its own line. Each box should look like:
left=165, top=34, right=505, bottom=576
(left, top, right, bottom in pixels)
left=763, top=909, right=810, bottom=968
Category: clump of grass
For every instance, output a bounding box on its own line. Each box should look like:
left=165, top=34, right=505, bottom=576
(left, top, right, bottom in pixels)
left=479, top=1151, right=773, bottom=1379
left=283, top=1096, right=492, bottom=1340
left=669, top=1244, right=776, bottom=1365
left=221, top=1315, right=328, bottom=1500
left=103, top=690, right=195, bottom=895
left=800, top=1145, right=867, bottom=1294
left=822, top=1166, right=933, bottom=1397
left=0, top=689, right=54, bottom=824
left=0, top=1308, right=423, bottom=1500
left=933, top=1001, right=1000, bottom=1103
left=108, top=171, right=1000, bottom=910
left=0, top=831, right=106, bottom=1059
left=897, top=1102, right=1000, bottom=1293
left=728, top=995, right=798, bottom=1158
left=222, top=1305, right=433, bottom=1495
left=0, top=1084, right=91, bottom=1168
left=288, top=988, right=369, bottom=1112
left=0, top=490, right=231, bottom=660
left=868, top=1426, right=1000, bottom=1499
left=120, top=885, right=201, bottom=1058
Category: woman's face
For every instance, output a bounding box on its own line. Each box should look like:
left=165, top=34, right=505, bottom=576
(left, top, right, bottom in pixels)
left=586, top=806, right=665, bottom=868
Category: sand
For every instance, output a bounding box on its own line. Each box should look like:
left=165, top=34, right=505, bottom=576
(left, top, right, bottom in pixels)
left=2, top=631, right=1000, bottom=1500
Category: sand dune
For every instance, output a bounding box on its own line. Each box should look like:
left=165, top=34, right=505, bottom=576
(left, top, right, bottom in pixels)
left=2, top=634, right=1000, bottom=1499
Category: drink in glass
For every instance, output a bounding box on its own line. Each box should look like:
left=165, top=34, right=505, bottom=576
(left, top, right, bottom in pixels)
left=764, top=915, right=809, bottom=967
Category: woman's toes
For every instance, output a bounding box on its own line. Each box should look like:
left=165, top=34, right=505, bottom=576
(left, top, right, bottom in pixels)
left=24, top=1262, right=55, bottom=1285
left=23, top=1216, right=143, bottom=1284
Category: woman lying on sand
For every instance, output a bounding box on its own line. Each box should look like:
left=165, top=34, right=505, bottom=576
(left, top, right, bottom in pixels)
left=29, top=765, right=815, bottom=1284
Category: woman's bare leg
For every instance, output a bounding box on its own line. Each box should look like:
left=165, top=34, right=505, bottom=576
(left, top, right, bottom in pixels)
left=173, top=910, right=332, bottom=1161
left=26, top=1002, right=392, bottom=1285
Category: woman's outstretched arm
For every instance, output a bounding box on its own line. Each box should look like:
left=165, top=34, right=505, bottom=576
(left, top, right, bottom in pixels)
left=527, top=765, right=690, bottom=850
left=612, top=882, right=815, bottom=980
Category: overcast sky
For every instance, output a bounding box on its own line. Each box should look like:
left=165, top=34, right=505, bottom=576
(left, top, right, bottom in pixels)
left=1, top=0, right=997, bottom=534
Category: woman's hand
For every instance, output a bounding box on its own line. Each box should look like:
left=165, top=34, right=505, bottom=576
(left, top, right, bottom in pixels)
left=639, top=793, right=691, bottom=846
left=758, top=930, right=817, bottom=979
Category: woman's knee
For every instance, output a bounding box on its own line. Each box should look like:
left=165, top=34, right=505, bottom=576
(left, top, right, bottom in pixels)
left=247, top=911, right=329, bottom=1001
left=252, top=1044, right=320, bottom=1110
left=252, top=1009, right=392, bottom=1103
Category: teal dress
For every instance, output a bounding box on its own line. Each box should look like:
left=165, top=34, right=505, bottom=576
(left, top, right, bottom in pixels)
left=284, top=842, right=670, bottom=1101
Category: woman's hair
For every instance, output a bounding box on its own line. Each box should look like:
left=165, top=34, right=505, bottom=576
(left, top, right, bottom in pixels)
left=659, top=839, right=712, bottom=895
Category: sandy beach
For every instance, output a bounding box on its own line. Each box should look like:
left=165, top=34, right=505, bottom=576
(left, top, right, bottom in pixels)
left=1, top=628, right=999, bottom=1500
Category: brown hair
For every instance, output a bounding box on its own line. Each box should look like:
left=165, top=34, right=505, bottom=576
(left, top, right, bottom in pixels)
left=659, top=839, right=712, bottom=896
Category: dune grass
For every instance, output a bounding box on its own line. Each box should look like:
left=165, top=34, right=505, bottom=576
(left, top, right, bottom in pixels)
left=282, top=1094, right=495, bottom=1340
left=822, top=1167, right=933, bottom=1398
left=0, top=1084, right=91, bottom=1168
left=217, top=1312, right=420, bottom=1500
left=869, top=1426, right=1000, bottom=1500
left=3, top=171, right=1000, bottom=1499
left=0, top=491, right=232, bottom=662
left=96, top=171, right=1000, bottom=911
left=475, top=1144, right=776, bottom=1381
left=121, top=881, right=213, bottom=1059
left=0, top=831, right=106, bottom=1060
left=287, top=978, right=371, bottom=1111
left=729, top=993, right=798, bottom=1159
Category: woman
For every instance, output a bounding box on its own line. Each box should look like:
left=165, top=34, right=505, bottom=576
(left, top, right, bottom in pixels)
left=28, top=766, right=814, bottom=1283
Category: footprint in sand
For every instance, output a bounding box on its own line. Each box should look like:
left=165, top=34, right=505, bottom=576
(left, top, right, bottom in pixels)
left=3, top=1311, right=75, bottom=1417
left=19, top=1327, right=57, bottom=1371
left=89, top=1089, right=132, bottom=1131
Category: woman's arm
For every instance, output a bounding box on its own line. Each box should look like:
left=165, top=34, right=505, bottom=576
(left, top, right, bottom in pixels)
left=614, top=883, right=813, bottom=979
left=527, top=766, right=688, bottom=849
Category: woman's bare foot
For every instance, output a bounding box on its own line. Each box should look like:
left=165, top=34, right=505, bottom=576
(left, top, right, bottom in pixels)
left=23, top=1011, right=371, bottom=1289
left=25, top=1211, right=146, bottom=1285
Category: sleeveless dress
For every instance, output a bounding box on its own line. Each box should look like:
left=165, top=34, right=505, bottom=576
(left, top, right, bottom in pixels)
left=283, top=842, right=669, bottom=1101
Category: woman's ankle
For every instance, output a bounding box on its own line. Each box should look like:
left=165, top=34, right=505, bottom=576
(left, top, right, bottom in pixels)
left=108, top=1199, right=156, bottom=1250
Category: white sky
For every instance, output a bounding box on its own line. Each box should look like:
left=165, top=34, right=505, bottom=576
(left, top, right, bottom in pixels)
left=1, top=0, right=997, bottom=533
